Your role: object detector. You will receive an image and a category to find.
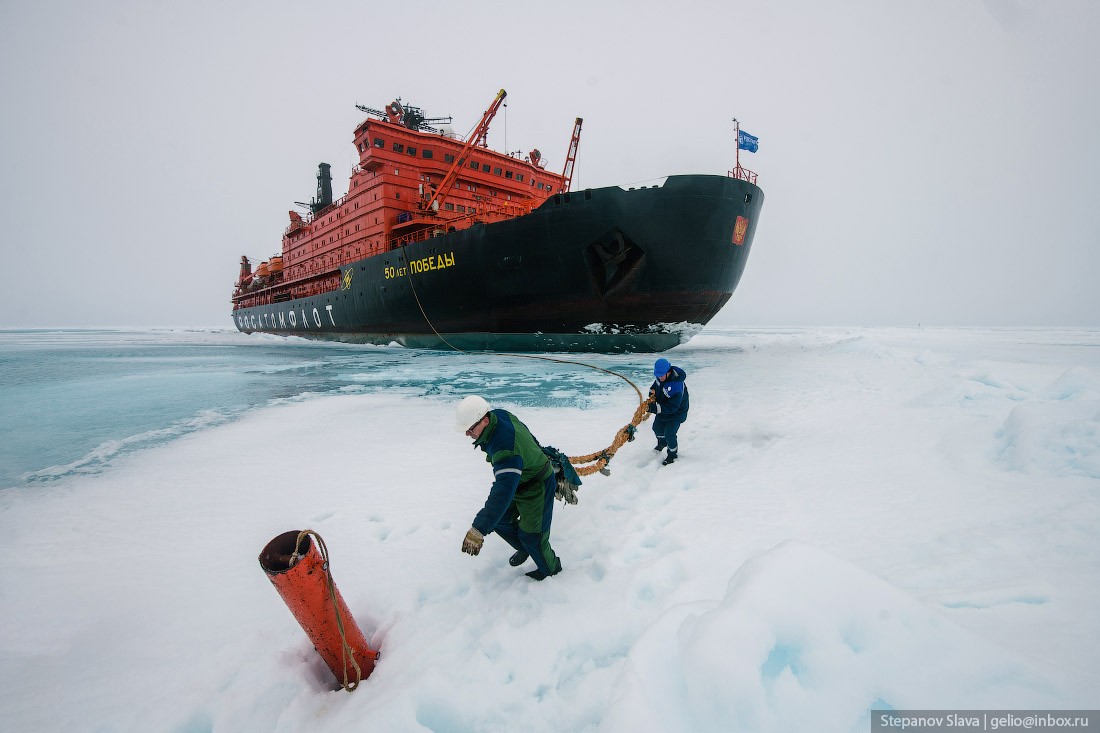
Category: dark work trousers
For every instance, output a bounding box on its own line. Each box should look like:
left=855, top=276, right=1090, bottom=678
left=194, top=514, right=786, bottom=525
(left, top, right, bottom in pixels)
left=492, top=472, right=561, bottom=576
left=653, top=414, right=687, bottom=455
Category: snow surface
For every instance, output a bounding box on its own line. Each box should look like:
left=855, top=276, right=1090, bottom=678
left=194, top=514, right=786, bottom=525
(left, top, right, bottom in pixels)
left=1, top=328, right=1098, bottom=732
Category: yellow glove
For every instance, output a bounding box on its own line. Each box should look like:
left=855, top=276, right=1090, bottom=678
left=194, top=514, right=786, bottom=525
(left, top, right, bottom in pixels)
left=461, top=527, right=484, bottom=556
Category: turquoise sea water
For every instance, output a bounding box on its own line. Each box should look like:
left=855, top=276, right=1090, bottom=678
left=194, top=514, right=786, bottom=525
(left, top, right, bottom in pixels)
left=0, top=329, right=659, bottom=490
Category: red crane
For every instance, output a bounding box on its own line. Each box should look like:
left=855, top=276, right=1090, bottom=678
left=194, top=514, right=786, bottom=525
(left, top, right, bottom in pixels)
left=559, top=117, right=583, bottom=193
left=420, top=89, right=507, bottom=214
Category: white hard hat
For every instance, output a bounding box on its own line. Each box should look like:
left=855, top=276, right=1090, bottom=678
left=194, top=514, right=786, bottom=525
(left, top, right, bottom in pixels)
left=455, top=395, right=490, bottom=432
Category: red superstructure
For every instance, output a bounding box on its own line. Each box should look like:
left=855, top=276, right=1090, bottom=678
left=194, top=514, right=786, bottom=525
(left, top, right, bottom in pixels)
left=234, top=89, right=573, bottom=309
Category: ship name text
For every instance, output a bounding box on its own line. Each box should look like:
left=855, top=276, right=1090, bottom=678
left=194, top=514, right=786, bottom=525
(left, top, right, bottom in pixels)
left=235, top=304, right=336, bottom=331
left=385, top=252, right=456, bottom=280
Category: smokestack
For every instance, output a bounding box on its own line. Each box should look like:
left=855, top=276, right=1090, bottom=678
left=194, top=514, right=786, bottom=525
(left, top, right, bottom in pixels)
left=313, top=163, right=332, bottom=213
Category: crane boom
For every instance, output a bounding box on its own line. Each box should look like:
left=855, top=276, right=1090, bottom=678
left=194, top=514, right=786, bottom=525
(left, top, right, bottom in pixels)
left=559, top=117, right=583, bottom=193
left=420, top=89, right=507, bottom=214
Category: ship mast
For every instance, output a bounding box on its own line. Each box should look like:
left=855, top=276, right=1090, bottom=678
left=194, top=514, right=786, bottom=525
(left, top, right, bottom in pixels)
left=420, top=89, right=507, bottom=214
left=734, top=118, right=740, bottom=170
left=559, top=117, right=583, bottom=193
left=730, top=117, right=758, bottom=184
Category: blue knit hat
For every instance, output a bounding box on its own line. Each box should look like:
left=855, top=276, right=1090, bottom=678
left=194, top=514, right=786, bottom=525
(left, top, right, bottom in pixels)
left=654, top=358, right=671, bottom=377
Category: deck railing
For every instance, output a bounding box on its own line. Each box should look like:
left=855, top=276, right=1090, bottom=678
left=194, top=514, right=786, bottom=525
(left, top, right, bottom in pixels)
left=248, top=194, right=542, bottom=309
left=729, top=165, right=758, bottom=185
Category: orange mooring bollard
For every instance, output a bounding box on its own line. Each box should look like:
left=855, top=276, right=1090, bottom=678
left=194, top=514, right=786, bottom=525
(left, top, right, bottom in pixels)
left=258, top=529, right=379, bottom=690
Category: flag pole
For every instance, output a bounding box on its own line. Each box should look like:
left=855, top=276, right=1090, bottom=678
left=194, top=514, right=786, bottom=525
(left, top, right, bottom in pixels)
left=732, top=117, right=740, bottom=171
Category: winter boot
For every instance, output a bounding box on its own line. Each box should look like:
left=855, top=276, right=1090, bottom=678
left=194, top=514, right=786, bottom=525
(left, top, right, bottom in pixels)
left=661, top=451, right=678, bottom=466
left=509, top=550, right=529, bottom=567
left=525, top=558, right=563, bottom=581
left=654, top=440, right=667, bottom=452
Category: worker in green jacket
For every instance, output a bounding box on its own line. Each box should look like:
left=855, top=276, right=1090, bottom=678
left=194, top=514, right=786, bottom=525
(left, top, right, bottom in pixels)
left=455, top=395, right=563, bottom=580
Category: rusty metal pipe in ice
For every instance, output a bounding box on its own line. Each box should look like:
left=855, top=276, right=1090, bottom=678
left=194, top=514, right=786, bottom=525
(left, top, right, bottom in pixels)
left=258, top=529, right=379, bottom=690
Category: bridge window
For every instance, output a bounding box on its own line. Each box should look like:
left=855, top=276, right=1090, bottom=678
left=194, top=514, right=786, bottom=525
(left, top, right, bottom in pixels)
left=505, top=170, right=513, bottom=179
left=444, top=203, right=454, bottom=211
left=422, top=149, right=433, bottom=159
left=457, top=205, right=465, bottom=213
left=493, top=167, right=502, bottom=176
left=373, top=138, right=384, bottom=147
left=444, top=154, right=455, bottom=163
left=469, top=160, right=478, bottom=170
left=516, top=174, right=524, bottom=183
left=392, top=142, right=404, bottom=153
left=407, top=147, right=417, bottom=156
left=482, top=163, right=490, bottom=173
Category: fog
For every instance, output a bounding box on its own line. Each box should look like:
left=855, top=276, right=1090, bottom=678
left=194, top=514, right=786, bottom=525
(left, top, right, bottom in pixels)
left=1, top=0, right=1097, bottom=328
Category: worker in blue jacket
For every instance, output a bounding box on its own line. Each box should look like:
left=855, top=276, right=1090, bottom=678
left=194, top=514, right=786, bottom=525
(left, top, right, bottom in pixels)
left=455, top=395, right=562, bottom=580
left=647, top=358, right=689, bottom=465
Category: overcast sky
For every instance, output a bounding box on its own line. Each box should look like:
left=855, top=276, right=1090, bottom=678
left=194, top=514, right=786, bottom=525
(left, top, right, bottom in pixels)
left=1, top=0, right=1097, bottom=328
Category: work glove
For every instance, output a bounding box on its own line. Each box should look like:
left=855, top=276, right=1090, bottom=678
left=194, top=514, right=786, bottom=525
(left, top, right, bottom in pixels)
left=555, top=479, right=580, bottom=505
left=461, top=527, right=484, bottom=556
left=646, top=402, right=659, bottom=414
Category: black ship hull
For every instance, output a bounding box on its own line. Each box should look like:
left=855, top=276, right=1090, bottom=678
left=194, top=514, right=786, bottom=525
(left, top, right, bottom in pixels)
left=232, top=174, right=763, bottom=352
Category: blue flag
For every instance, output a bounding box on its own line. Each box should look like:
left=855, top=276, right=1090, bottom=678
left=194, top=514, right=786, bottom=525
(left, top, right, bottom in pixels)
left=738, top=130, right=759, bottom=153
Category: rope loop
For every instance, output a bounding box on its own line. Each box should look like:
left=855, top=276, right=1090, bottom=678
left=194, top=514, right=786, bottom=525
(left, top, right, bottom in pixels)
left=294, top=530, right=363, bottom=692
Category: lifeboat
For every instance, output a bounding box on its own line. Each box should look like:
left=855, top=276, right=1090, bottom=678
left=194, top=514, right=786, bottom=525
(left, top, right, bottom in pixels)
left=256, top=261, right=270, bottom=278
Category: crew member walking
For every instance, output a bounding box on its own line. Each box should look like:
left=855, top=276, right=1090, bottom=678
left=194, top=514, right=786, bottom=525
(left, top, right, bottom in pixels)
left=455, top=396, right=563, bottom=580
left=648, top=358, right=689, bottom=465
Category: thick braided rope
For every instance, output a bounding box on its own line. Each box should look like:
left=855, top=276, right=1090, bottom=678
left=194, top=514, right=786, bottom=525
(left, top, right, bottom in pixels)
left=570, top=396, right=653, bottom=476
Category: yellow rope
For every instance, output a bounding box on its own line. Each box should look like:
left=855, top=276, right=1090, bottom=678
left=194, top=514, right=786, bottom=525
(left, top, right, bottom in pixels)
left=396, top=241, right=653, bottom=476
left=293, top=530, right=363, bottom=692
left=480, top=353, right=654, bottom=477
left=568, top=396, right=654, bottom=477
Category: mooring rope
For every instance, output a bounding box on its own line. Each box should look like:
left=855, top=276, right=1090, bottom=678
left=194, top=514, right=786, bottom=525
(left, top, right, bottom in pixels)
left=396, top=241, right=653, bottom=476
left=293, top=530, right=363, bottom=692
left=477, top=351, right=653, bottom=476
